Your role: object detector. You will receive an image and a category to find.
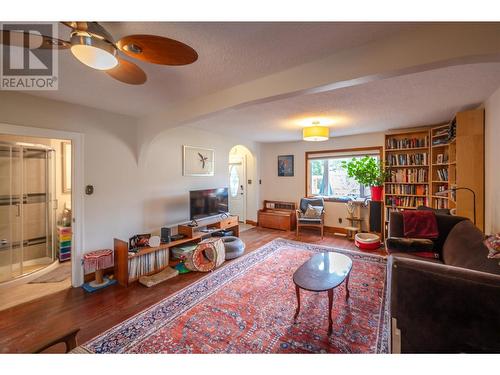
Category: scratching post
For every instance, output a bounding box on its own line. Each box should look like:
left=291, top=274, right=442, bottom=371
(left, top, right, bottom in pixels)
left=83, top=249, right=115, bottom=290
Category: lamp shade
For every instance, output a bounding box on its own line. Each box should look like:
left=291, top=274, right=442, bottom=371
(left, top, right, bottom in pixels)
left=303, top=126, right=329, bottom=141
left=70, top=33, right=118, bottom=70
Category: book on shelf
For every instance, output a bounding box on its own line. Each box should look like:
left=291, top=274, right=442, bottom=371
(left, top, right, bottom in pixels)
left=386, top=153, right=427, bottom=166
left=386, top=135, right=429, bottom=149
left=385, top=184, right=428, bottom=195
left=436, top=168, right=449, bottom=181
left=434, top=198, right=449, bottom=209
left=387, top=168, right=428, bottom=183
left=385, top=196, right=428, bottom=208
left=128, top=248, right=169, bottom=281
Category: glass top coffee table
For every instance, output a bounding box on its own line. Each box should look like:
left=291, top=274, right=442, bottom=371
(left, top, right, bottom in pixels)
left=292, top=251, right=353, bottom=335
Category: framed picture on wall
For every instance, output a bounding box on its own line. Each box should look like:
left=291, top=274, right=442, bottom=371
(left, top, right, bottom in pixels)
left=278, top=155, right=294, bottom=177
left=183, top=145, right=215, bottom=176
left=62, top=141, right=72, bottom=193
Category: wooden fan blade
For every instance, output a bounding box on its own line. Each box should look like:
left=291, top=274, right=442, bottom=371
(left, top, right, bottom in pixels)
left=1, top=30, right=70, bottom=49
left=61, top=22, right=89, bottom=31
left=106, top=57, right=147, bottom=85
left=116, top=34, right=198, bottom=66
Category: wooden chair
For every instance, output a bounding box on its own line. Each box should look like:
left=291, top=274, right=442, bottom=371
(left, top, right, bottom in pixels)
left=296, top=197, right=325, bottom=239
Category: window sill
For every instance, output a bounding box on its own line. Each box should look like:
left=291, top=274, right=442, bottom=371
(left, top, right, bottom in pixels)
left=313, top=196, right=370, bottom=203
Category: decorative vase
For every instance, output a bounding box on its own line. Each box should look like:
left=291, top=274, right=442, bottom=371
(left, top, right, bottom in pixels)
left=370, top=185, right=383, bottom=201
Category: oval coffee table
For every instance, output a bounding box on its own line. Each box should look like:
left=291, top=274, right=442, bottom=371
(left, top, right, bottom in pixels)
left=293, top=251, right=353, bottom=335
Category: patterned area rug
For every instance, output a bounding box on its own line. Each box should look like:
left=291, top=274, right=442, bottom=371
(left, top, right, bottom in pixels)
left=76, top=239, right=389, bottom=354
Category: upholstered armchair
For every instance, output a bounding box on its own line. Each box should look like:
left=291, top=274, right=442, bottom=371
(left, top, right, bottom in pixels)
left=296, top=197, right=325, bottom=239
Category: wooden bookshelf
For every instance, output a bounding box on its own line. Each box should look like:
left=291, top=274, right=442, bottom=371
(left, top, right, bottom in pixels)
left=430, top=122, right=456, bottom=211
left=384, top=129, right=431, bottom=222
left=455, top=109, right=484, bottom=230
left=383, top=109, right=484, bottom=233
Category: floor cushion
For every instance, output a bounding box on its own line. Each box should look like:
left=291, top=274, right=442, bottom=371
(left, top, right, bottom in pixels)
left=222, top=236, right=245, bottom=260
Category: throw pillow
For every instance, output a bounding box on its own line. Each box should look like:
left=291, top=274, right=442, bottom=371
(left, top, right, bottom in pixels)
left=303, top=204, right=323, bottom=219
left=484, top=233, right=500, bottom=265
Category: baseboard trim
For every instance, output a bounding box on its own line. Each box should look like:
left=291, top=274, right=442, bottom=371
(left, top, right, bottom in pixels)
left=245, top=220, right=258, bottom=226
left=324, top=226, right=347, bottom=235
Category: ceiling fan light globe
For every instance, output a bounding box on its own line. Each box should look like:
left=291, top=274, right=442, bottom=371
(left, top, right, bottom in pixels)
left=70, top=34, right=118, bottom=70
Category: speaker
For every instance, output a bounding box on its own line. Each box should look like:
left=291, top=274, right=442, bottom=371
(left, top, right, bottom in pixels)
left=160, top=227, right=171, bottom=243
left=369, top=201, right=382, bottom=233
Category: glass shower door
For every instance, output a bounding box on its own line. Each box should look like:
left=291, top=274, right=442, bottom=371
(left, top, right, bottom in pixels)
left=0, top=144, right=24, bottom=281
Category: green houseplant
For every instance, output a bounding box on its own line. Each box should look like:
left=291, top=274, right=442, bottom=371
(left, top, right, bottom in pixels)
left=341, top=156, right=386, bottom=201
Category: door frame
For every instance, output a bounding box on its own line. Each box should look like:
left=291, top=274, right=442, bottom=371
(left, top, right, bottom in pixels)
left=229, top=154, right=247, bottom=223
left=0, top=123, right=85, bottom=287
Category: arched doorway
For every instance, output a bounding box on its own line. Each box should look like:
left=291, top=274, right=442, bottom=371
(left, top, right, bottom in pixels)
left=228, top=145, right=254, bottom=223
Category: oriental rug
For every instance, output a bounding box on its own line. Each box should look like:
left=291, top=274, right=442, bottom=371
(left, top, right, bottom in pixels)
left=76, top=239, right=389, bottom=354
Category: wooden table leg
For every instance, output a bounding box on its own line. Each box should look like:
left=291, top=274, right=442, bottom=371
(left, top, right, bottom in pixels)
left=294, top=285, right=301, bottom=320
left=345, top=273, right=350, bottom=301
left=327, top=288, right=334, bottom=335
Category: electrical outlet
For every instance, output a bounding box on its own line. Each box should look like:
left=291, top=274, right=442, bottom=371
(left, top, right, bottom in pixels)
left=338, top=218, right=342, bottom=224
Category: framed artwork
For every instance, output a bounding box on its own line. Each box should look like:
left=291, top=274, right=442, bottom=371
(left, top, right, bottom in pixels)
left=183, top=145, right=215, bottom=176
left=437, top=154, right=444, bottom=164
left=62, top=141, right=72, bottom=193
left=278, top=155, right=294, bottom=177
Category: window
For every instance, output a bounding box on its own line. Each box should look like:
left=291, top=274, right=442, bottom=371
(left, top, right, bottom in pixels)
left=306, top=149, right=381, bottom=201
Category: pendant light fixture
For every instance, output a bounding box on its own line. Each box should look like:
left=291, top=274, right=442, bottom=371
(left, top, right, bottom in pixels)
left=303, top=121, right=329, bottom=141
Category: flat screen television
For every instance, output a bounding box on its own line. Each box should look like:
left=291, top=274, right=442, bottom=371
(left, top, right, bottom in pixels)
left=189, top=188, right=229, bottom=221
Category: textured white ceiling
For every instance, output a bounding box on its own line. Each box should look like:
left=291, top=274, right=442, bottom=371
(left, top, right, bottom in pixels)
left=187, top=63, right=500, bottom=142
left=26, top=22, right=415, bottom=117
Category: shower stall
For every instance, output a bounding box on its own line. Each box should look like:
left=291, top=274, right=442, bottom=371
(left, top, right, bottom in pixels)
left=0, top=141, right=57, bottom=283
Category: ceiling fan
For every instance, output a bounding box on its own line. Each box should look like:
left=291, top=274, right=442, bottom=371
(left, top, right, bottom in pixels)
left=0, top=22, right=198, bottom=85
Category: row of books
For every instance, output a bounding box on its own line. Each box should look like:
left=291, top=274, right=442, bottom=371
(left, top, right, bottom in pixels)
left=386, top=153, right=428, bottom=167
left=387, top=168, right=428, bottom=183
left=432, top=121, right=456, bottom=145
left=128, top=248, right=169, bottom=281
left=433, top=197, right=449, bottom=209
left=386, top=184, right=428, bottom=195
left=385, top=196, right=428, bottom=208
left=386, top=136, right=429, bottom=149
left=436, top=168, right=449, bottom=181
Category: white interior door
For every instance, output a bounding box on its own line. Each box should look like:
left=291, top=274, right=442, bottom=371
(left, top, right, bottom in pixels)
left=228, top=155, right=246, bottom=222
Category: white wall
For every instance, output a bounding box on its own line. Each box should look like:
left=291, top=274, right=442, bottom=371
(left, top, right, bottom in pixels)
left=140, top=127, right=259, bottom=234
left=260, top=132, right=385, bottom=229
left=0, top=93, right=141, bottom=253
left=0, top=93, right=260, bottom=262
left=484, top=86, right=500, bottom=234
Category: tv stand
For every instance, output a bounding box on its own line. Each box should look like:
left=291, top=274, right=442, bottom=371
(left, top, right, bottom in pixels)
left=114, top=215, right=239, bottom=286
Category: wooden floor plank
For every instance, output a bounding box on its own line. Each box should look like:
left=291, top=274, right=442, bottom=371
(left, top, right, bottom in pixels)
left=0, top=227, right=386, bottom=353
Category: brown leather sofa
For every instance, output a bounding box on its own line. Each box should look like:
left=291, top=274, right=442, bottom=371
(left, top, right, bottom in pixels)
left=386, top=211, right=500, bottom=353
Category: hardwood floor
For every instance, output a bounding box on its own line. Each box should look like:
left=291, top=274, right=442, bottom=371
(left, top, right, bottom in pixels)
left=0, top=227, right=386, bottom=353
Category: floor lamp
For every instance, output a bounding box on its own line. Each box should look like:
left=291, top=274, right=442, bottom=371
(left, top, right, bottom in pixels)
left=436, top=187, right=476, bottom=225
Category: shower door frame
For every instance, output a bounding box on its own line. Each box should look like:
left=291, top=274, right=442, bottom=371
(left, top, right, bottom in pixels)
left=0, top=123, right=85, bottom=287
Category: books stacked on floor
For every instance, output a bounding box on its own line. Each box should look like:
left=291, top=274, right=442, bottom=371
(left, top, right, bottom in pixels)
left=387, top=168, right=428, bottom=183
left=386, top=136, right=429, bottom=149
left=128, top=248, right=169, bottom=281
left=385, top=196, right=428, bottom=208
left=386, top=184, right=428, bottom=195
left=436, top=168, right=449, bottom=181
left=387, top=153, right=427, bottom=166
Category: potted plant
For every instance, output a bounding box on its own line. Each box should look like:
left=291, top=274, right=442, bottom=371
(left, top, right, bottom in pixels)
left=341, top=156, right=386, bottom=201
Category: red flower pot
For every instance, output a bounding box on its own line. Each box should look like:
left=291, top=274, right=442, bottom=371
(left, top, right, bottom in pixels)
left=370, top=186, right=383, bottom=201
